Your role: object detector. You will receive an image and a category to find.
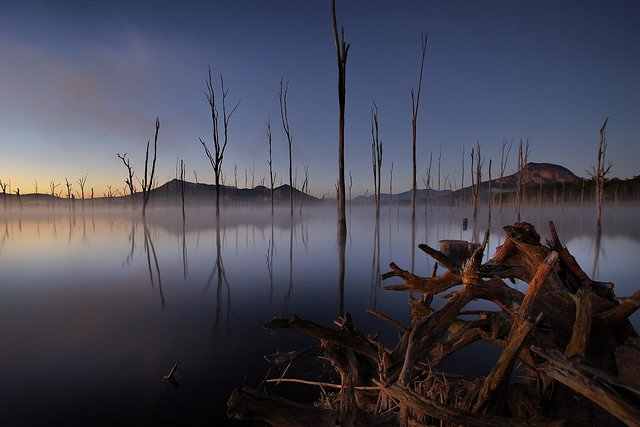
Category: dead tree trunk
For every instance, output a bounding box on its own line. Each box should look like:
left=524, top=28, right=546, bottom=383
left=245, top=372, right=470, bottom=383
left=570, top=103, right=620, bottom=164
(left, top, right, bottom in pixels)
left=279, top=78, right=294, bottom=216
left=266, top=118, right=275, bottom=216
left=589, top=117, right=611, bottom=232
left=410, top=33, right=428, bottom=221
left=371, top=102, right=383, bottom=215
left=141, top=117, right=159, bottom=217
left=515, top=139, right=530, bottom=222
left=499, top=139, right=512, bottom=211
left=332, top=0, right=349, bottom=239
left=199, top=68, right=240, bottom=217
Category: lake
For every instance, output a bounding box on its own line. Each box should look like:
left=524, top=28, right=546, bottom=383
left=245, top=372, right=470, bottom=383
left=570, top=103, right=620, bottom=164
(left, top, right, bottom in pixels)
left=0, top=203, right=638, bottom=425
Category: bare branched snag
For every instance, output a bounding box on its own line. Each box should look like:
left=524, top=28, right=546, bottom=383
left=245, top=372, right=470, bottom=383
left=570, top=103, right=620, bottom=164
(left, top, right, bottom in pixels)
left=410, top=33, right=428, bottom=220
left=332, top=0, right=349, bottom=238
left=142, top=117, right=159, bottom=217
left=278, top=78, right=294, bottom=216
left=588, top=117, right=611, bottom=231
left=117, top=153, right=136, bottom=200
left=228, top=221, right=640, bottom=426
left=198, top=68, right=240, bottom=217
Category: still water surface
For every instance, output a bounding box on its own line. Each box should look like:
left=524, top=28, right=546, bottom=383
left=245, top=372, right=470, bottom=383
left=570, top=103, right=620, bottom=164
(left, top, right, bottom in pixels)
left=0, top=205, right=638, bottom=425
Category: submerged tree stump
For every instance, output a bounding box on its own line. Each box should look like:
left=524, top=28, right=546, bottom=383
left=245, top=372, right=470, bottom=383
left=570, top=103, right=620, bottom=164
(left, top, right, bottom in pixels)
left=228, top=222, right=640, bottom=426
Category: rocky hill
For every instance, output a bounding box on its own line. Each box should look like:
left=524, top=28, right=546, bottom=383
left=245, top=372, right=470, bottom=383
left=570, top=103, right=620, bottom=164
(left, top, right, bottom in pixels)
left=493, top=162, right=580, bottom=189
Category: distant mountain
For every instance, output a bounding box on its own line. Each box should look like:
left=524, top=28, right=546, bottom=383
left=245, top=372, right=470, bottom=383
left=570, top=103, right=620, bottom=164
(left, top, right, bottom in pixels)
left=151, top=179, right=318, bottom=203
left=493, top=162, right=580, bottom=189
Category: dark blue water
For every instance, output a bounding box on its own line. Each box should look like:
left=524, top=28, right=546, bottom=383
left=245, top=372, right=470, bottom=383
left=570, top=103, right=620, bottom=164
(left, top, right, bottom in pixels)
left=0, top=205, right=637, bottom=425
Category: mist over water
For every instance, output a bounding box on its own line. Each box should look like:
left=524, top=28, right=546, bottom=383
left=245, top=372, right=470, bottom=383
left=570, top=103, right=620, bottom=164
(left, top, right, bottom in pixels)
left=0, top=204, right=638, bottom=425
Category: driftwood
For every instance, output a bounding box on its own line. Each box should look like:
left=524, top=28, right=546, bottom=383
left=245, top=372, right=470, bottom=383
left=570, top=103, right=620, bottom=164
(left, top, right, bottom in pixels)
left=228, top=222, right=640, bottom=426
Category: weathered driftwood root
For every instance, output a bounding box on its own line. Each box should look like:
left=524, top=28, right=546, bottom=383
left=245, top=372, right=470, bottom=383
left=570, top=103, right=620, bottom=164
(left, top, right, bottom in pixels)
left=227, top=222, right=640, bottom=426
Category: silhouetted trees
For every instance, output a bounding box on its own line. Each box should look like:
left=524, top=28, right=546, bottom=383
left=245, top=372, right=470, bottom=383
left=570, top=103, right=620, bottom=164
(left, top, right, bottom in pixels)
left=199, top=68, right=239, bottom=217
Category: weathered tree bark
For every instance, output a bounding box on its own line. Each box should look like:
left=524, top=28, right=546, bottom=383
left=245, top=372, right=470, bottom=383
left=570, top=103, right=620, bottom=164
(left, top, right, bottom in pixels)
left=229, top=221, right=639, bottom=426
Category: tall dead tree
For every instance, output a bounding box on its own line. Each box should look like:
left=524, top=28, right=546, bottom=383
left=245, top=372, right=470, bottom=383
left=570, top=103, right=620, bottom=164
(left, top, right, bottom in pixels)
left=471, top=143, right=483, bottom=220
left=389, top=162, right=393, bottom=214
left=348, top=170, right=353, bottom=212
left=422, top=152, right=433, bottom=211
left=588, top=117, right=611, bottom=232
left=266, top=118, right=275, bottom=215
left=410, top=33, right=428, bottom=220
left=499, top=139, right=512, bottom=211
left=278, top=78, right=294, bottom=216
left=199, top=68, right=240, bottom=217
left=371, top=102, right=383, bottom=214
left=460, top=146, right=465, bottom=207
left=515, top=139, right=530, bottom=222
left=332, top=0, right=349, bottom=238
left=142, top=117, right=160, bottom=217
left=179, top=159, right=186, bottom=222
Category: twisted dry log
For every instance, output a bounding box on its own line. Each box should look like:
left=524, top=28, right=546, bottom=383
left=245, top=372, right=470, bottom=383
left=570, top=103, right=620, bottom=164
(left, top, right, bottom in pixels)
left=228, top=222, right=640, bottom=426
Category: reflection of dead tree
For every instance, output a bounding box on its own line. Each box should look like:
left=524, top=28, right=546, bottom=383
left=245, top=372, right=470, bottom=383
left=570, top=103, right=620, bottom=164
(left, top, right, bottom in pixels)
left=410, top=33, right=428, bottom=220
left=141, top=118, right=160, bottom=217
left=266, top=235, right=274, bottom=304
left=143, top=221, right=164, bottom=309
left=230, top=221, right=640, bottom=426
left=284, top=215, right=294, bottom=313
left=123, top=219, right=136, bottom=267
left=211, top=219, right=231, bottom=344
left=199, top=68, right=239, bottom=217
left=369, top=214, right=381, bottom=308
